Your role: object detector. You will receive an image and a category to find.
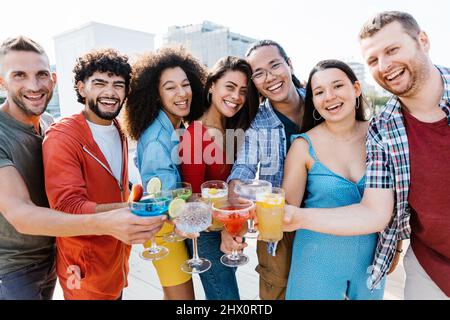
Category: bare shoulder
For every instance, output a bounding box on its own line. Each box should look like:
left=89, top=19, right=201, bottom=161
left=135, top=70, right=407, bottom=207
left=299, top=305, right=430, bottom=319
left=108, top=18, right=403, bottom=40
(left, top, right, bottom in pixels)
left=290, top=135, right=310, bottom=156
left=288, top=134, right=314, bottom=167
left=358, top=120, right=370, bottom=138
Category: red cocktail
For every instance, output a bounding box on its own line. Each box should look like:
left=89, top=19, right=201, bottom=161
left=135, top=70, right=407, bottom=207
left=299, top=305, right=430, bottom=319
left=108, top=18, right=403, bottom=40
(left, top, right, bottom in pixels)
left=212, top=199, right=254, bottom=267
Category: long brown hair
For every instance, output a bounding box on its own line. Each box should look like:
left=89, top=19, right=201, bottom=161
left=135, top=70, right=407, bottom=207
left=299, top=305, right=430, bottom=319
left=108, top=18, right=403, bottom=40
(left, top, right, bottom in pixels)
left=185, top=55, right=259, bottom=132
left=302, top=59, right=369, bottom=132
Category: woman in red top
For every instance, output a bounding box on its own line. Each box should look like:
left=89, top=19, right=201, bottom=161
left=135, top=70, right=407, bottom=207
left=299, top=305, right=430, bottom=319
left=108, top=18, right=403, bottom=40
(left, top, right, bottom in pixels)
left=180, top=56, right=259, bottom=299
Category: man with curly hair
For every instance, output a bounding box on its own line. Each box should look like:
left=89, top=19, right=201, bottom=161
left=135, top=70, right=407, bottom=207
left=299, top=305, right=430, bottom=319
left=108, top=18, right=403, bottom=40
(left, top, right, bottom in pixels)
left=0, top=37, right=165, bottom=300
left=42, top=48, right=138, bottom=300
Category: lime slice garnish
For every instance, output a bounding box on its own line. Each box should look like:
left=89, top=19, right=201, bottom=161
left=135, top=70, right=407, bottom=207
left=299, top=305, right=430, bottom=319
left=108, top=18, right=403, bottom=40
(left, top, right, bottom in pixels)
left=208, top=188, right=219, bottom=195
left=146, top=177, right=162, bottom=195
left=168, top=197, right=186, bottom=219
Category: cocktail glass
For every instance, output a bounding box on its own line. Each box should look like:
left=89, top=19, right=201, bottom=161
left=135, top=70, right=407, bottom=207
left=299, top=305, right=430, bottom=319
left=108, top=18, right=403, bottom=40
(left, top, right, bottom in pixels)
left=129, top=191, right=172, bottom=261
left=234, top=179, right=272, bottom=238
left=212, top=198, right=255, bottom=267
left=201, top=180, right=228, bottom=231
left=176, top=200, right=212, bottom=274
left=256, top=187, right=285, bottom=242
left=163, top=182, right=192, bottom=243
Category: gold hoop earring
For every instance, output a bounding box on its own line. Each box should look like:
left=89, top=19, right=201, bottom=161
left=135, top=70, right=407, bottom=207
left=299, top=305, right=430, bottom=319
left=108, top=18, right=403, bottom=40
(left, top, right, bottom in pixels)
left=313, top=109, right=322, bottom=121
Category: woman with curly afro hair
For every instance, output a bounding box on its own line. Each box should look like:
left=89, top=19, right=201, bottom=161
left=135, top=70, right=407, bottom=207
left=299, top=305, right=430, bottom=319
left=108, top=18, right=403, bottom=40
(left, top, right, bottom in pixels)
left=124, top=46, right=207, bottom=300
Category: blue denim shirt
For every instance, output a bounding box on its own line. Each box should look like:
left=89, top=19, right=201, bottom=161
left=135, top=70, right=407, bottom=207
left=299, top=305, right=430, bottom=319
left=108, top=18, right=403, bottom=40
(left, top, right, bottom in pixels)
left=135, top=110, right=181, bottom=191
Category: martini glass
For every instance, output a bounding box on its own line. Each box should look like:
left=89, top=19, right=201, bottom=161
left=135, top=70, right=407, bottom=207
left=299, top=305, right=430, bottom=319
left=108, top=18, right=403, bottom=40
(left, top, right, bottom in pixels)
left=234, top=179, right=272, bottom=238
left=212, top=198, right=254, bottom=267
left=163, top=182, right=192, bottom=242
left=176, top=200, right=212, bottom=274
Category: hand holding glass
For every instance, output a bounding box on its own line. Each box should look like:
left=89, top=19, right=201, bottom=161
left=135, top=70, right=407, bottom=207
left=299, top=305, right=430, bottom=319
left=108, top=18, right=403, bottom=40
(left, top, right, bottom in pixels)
left=212, top=198, right=254, bottom=267
left=128, top=191, right=172, bottom=261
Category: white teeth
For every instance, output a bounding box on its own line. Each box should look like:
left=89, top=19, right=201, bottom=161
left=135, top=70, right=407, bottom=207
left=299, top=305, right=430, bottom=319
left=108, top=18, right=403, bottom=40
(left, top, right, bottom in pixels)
left=99, top=98, right=117, bottom=105
left=24, top=94, right=44, bottom=100
left=224, top=100, right=238, bottom=108
left=268, top=82, right=282, bottom=91
left=174, top=101, right=188, bottom=107
left=386, top=69, right=404, bottom=81
left=326, top=103, right=342, bottom=110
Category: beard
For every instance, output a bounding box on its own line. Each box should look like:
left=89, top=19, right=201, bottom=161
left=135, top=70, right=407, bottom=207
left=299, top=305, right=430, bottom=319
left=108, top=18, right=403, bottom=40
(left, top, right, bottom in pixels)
left=88, top=97, right=124, bottom=121
left=379, top=51, right=430, bottom=98
left=12, top=90, right=53, bottom=117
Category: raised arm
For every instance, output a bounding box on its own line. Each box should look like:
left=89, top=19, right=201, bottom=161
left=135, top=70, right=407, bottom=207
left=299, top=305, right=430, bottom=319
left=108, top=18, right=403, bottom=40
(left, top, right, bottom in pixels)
left=227, top=127, right=260, bottom=193
left=284, top=188, right=394, bottom=235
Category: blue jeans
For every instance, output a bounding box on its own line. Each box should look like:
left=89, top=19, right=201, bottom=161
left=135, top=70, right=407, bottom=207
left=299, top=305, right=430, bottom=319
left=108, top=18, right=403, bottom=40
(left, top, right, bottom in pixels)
left=0, top=258, right=56, bottom=300
left=186, top=231, right=240, bottom=300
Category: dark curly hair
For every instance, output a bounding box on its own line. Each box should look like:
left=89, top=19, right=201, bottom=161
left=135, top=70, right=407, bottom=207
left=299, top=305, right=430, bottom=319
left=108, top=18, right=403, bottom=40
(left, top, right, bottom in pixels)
left=73, top=48, right=132, bottom=104
left=186, top=56, right=259, bottom=132
left=124, top=46, right=207, bottom=141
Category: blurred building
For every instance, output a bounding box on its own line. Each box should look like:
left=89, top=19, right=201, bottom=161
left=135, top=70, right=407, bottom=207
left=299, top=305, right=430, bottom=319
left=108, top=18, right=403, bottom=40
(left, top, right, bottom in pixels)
left=164, top=21, right=258, bottom=68
left=46, top=64, right=61, bottom=119
left=54, top=22, right=155, bottom=117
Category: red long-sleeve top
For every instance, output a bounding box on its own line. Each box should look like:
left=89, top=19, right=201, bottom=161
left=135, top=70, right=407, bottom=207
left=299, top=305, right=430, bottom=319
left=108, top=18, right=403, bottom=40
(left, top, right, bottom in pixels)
left=180, top=121, right=232, bottom=192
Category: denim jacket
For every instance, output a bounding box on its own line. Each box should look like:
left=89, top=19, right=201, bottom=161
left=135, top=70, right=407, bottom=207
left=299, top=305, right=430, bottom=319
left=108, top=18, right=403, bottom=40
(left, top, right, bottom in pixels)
left=135, top=110, right=181, bottom=190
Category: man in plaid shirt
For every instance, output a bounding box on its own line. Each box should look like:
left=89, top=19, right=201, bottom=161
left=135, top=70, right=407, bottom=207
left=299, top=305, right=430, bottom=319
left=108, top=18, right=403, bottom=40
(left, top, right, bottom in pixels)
left=284, top=11, right=449, bottom=299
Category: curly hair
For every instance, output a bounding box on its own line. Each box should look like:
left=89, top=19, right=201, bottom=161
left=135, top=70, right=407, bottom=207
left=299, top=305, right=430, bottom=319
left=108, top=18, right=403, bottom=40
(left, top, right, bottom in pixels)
left=124, top=46, right=207, bottom=141
left=186, top=56, right=259, bottom=132
left=73, top=48, right=132, bottom=104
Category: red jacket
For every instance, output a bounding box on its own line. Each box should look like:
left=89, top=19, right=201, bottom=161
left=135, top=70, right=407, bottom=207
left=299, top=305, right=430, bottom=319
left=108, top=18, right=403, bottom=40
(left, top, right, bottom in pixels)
left=42, top=112, right=130, bottom=300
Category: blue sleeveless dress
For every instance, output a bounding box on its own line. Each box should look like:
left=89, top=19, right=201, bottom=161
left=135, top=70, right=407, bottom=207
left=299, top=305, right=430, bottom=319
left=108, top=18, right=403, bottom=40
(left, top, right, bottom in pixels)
left=286, top=133, right=385, bottom=300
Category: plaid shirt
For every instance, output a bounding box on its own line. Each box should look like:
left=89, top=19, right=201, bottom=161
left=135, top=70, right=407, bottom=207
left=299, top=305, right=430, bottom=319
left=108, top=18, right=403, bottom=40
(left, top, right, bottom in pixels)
left=228, top=87, right=305, bottom=255
left=366, top=65, right=450, bottom=289
left=228, top=87, right=306, bottom=188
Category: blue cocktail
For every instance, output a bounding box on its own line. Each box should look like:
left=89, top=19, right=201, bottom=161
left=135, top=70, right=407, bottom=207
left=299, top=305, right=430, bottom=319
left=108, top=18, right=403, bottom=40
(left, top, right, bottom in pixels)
left=129, top=191, right=172, bottom=261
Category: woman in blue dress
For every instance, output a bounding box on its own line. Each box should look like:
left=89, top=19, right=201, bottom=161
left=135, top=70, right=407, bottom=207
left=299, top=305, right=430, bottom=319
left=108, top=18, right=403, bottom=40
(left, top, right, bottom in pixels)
left=282, top=60, right=386, bottom=299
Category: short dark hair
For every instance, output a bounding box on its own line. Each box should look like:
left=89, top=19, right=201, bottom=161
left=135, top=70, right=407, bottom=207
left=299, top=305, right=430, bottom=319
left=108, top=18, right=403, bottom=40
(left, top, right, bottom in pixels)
left=0, top=36, right=49, bottom=65
left=245, top=39, right=303, bottom=89
left=359, top=11, right=421, bottom=40
left=124, top=46, right=207, bottom=141
left=302, top=59, right=368, bottom=132
left=186, top=56, right=259, bottom=132
left=73, top=48, right=132, bottom=104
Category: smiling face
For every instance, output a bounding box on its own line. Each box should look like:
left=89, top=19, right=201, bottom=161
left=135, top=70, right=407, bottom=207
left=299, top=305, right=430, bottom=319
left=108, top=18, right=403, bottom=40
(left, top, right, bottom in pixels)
left=311, top=68, right=361, bottom=123
left=246, top=45, right=296, bottom=103
left=209, top=70, right=248, bottom=118
left=361, top=21, right=431, bottom=98
left=158, top=66, right=192, bottom=124
left=77, top=71, right=126, bottom=122
left=0, top=50, right=55, bottom=116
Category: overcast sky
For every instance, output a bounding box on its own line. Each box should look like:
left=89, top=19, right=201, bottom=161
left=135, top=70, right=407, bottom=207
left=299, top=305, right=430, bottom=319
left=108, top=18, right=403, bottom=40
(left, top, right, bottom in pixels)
left=1, top=0, right=449, bottom=81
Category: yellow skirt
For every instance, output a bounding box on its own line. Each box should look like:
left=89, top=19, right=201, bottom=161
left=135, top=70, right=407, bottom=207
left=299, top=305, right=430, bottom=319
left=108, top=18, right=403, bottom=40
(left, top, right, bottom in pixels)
left=144, top=222, right=191, bottom=287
